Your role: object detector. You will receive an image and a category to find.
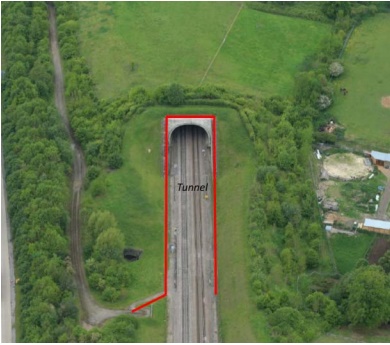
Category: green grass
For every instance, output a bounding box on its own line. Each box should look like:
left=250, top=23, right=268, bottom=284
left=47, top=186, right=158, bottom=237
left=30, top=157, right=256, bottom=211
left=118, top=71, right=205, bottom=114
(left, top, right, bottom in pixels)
left=79, top=2, right=240, bottom=98
left=332, top=13, right=390, bottom=150
left=206, top=8, right=330, bottom=95
left=326, top=171, right=387, bottom=218
left=330, top=232, right=375, bottom=274
left=83, top=105, right=266, bottom=341
left=315, top=327, right=390, bottom=343
left=78, top=2, right=330, bottom=98
left=83, top=107, right=165, bottom=307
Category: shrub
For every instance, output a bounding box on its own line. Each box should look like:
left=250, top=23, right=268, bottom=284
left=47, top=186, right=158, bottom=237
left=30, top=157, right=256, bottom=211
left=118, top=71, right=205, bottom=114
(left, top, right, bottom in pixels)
left=317, top=94, right=332, bottom=110
left=329, top=61, right=344, bottom=77
left=108, top=153, right=123, bottom=169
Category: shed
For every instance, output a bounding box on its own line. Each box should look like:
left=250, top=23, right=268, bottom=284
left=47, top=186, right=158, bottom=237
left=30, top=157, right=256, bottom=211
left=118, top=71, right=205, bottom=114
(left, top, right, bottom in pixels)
left=361, top=218, right=390, bottom=235
left=123, top=248, right=143, bottom=262
left=325, top=225, right=333, bottom=232
left=370, top=151, right=390, bottom=168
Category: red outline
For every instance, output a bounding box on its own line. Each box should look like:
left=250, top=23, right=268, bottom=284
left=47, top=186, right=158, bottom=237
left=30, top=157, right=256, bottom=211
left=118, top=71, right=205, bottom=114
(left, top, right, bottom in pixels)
left=131, top=115, right=217, bottom=313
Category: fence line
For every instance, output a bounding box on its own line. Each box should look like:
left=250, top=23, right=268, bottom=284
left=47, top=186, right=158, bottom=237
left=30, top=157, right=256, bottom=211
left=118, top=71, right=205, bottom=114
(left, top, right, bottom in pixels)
left=338, top=24, right=356, bottom=59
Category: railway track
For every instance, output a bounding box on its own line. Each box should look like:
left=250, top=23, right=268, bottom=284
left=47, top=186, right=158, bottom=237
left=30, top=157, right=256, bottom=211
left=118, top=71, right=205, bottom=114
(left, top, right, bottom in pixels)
left=168, top=126, right=217, bottom=343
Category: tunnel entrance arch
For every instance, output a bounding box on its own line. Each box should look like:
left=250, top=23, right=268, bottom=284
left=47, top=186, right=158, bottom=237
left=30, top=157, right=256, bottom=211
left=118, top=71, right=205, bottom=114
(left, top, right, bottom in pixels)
left=168, top=118, right=212, bottom=147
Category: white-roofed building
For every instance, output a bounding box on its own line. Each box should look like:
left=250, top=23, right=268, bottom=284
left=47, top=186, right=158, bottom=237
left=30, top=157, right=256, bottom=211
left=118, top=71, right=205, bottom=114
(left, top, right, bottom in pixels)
left=370, top=150, right=390, bottom=168
left=362, top=218, right=390, bottom=235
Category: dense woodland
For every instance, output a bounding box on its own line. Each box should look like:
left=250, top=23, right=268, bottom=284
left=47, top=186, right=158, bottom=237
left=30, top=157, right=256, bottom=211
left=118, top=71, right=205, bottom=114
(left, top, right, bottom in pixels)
left=2, top=1, right=389, bottom=342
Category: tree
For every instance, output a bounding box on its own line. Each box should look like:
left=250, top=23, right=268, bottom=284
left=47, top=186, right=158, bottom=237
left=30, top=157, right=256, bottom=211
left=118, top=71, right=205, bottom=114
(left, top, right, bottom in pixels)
left=167, top=83, right=185, bottom=105
left=347, top=265, right=390, bottom=328
left=378, top=249, right=390, bottom=273
left=329, top=61, right=344, bottom=77
left=94, top=227, right=125, bottom=261
left=317, top=94, right=332, bottom=110
left=268, top=307, right=314, bottom=342
left=305, top=292, right=341, bottom=329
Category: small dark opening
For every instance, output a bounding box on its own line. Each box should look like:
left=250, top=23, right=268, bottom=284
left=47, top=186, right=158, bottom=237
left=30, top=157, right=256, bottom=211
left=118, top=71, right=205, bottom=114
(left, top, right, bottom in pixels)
left=123, top=248, right=143, bottom=262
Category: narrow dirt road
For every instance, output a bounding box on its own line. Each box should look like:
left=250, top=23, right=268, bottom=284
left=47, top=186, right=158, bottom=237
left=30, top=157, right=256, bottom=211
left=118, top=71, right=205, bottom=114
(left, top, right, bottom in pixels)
left=1, top=153, right=16, bottom=343
left=48, top=3, right=128, bottom=325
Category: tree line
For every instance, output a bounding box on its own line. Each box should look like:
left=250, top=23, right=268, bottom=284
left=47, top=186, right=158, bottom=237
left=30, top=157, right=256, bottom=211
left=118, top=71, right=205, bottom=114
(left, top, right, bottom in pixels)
left=2, top=2, right=77, bottom=341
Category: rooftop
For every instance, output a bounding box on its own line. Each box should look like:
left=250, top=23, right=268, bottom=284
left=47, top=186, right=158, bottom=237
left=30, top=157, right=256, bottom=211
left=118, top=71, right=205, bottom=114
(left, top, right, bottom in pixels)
left=363, top=218, right=390, bottom=231
left=371, top=150, right=390, bottom=162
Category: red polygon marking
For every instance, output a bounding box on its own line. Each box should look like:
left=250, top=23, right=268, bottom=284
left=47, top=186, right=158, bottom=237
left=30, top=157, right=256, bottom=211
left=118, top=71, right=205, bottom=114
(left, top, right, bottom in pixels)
left=131, top=115, right=218, bottom=313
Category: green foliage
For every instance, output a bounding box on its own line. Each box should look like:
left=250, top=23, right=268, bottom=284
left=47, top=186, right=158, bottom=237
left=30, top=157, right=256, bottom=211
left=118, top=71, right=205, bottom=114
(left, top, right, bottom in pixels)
left=100, top=315, right=138, bottom=342
left=378, top=249, right=390, bottom=274
left=268, top=307, right=315, bottom=342
left=2, top=2, right=78, bottom=341
left=346, top=266, right=390, bottom=327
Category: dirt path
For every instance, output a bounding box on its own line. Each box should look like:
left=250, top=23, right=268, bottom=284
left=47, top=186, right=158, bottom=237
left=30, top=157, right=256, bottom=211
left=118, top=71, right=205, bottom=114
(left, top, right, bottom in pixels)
left=1, top=154, right=16, bottom=343
left=47, top=3, right=134, bottom=325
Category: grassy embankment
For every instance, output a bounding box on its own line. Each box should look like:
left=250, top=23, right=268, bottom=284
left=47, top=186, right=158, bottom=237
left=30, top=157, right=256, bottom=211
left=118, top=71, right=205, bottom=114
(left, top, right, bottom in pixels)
left=332, top=13, right=390, bottom=151
left=78, top=2, right=329, bottom=98
left=83, top=106, right=265, bottom=341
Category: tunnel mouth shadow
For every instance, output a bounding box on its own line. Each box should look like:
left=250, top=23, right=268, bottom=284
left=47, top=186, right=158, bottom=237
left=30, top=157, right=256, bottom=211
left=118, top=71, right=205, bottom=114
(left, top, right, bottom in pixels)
left=123, top=248, right=143, bottom=262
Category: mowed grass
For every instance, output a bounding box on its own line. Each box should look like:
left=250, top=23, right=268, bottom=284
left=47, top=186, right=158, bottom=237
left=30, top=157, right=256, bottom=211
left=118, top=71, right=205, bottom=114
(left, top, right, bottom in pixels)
left=85, top=105, right=266, bottom=341
left=78, top=2, right=330, bottom=98
left=206, top=8, right=330, bottom=95
left=330, top=233, right=375, bottom=274
left=332, top=14, right=390, bottom=150
left=78, top=2, right=240, bottom=98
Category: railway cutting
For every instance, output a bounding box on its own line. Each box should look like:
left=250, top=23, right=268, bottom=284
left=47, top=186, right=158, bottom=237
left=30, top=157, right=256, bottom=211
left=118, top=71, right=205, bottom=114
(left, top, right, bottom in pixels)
left=167, top=123, right=218, bottom=343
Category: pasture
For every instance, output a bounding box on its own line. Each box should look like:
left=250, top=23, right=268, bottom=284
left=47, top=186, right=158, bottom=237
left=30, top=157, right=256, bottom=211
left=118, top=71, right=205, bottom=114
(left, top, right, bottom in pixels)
left=332, top=13, right=390, bottom=150
left=78, top=2, right=330, bottom=98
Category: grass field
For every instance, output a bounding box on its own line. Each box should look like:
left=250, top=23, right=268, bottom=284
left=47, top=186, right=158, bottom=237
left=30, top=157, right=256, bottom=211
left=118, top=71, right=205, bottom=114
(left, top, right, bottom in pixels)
left=330, top=232, right=375, bottom=274
left=316, top=327, right=390, bottom=343
left=78, top=2, right=329, bottom=98
left=332, top=13, right=390, bottom=150
left=83, top=106, right=266, bottom=341
left=206, top=9, right=329, bottom=95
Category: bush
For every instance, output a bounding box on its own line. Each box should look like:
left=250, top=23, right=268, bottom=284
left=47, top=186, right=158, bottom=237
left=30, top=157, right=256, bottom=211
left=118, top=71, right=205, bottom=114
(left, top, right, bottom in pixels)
left=329, top=61, right=344, bottom=77
left=102, top=286, right=120, bottom=302
left=108, top=153, right=123, bottom=169
left=87, top=165, right=100, bottom=182
left=90, top=178, right=106, bottom=197
left=317, top=94, right=332, bottom=110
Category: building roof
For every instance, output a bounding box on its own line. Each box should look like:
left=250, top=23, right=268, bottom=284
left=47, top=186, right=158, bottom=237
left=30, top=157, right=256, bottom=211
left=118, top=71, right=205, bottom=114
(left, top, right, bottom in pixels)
left=371, top=150, right=390, bottom=162
left=363, top=218, right=390, bottom=231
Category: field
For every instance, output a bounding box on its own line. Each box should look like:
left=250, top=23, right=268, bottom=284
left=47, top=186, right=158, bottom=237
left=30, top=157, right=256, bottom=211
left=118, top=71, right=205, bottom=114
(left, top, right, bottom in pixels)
left=83, top=106, right=265, bottom=341
left=330, top=232, right=375, bottom=274
left=332, top=13, right=390, bottom=150
left=78, top=2, right=330, bottom=98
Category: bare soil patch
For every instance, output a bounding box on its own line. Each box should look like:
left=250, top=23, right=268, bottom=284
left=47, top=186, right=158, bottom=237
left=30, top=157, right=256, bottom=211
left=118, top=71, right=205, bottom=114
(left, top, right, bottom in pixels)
left=368, top=237, right=390, bottom=264
left=381, top=95, right=390, bottom=108
left=323, top=153, right=373, bottom=180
